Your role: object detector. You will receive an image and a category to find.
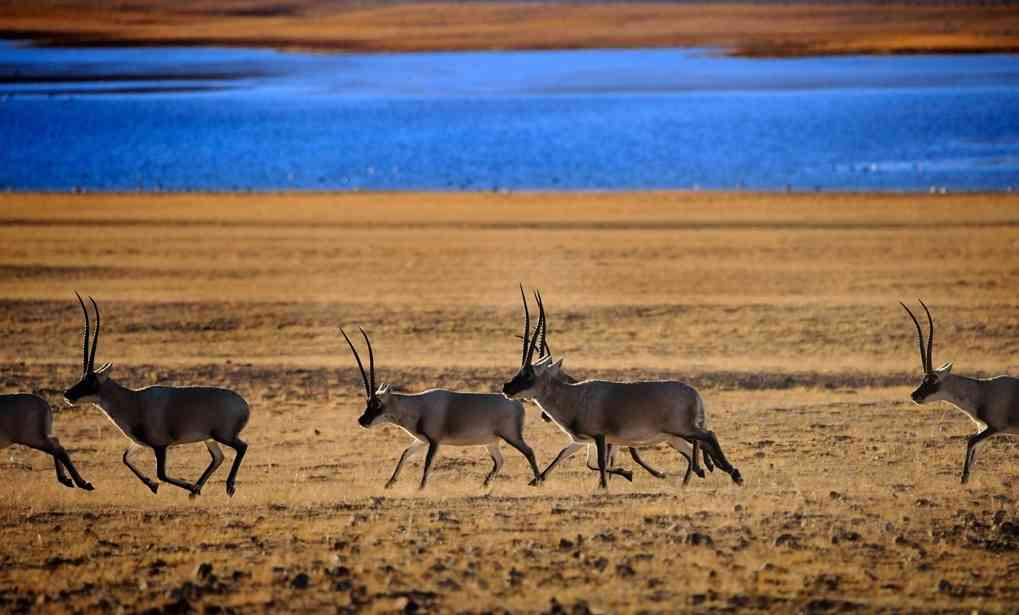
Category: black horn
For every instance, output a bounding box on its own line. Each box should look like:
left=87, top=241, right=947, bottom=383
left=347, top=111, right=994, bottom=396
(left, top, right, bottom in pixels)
left=519, top=284, right=531, bottom=366
left=525, top=291, right=544, bottom=366
left=534, top=289, right=550, bottom=358
left=360, top=327, right=376, bottom=394
left=341, top=328, right=371, bottom=399
left=74, top=291, right=90, bottom=375
left=900, top=302, right=929, bottom=372
left=87, top=296, right=100, bottom=373
left=919, top=299, right=934, bottom=371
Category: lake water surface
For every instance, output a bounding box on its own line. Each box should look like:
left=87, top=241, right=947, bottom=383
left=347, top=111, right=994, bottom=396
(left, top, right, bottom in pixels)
left=1, top=42, right=1017, bottom=191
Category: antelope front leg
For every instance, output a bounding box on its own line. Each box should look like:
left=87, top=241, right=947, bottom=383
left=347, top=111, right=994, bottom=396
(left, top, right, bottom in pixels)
left=419, top=439, right=440, bottom=490
left=585, top=445, right=632, bottom=482
left=220, top=437, right=247, bottom=497
left=123, top=445, right=159, bottom=493
left=499, top=434, right=542, bottom=485
left=961, top=427, right=996, bottom=484
left=153, top=446, right=198, bottom=495
left=533, top=441, right=584, bottom=485
left=53, top=454, right=74, bottom=488
left=595, top=434, right=608, bottom=489
left=192, top=441, right=225, bottom=497
left=38, top=437, right=93, bottom=490
left=387, top=441, right=427, bottom=489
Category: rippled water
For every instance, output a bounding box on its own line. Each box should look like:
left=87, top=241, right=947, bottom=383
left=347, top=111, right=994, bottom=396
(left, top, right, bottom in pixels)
left=1, top=42, right=1017, bottom=191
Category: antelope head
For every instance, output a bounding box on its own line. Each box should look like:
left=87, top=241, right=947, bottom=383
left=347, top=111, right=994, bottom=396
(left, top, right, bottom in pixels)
left=64, top=292, right=112, bottom=405
left=502, top=285, right=554, bottom=399
left=341, top=328, right=392, bottom=428
left=901, top=299, right=953, bottom=405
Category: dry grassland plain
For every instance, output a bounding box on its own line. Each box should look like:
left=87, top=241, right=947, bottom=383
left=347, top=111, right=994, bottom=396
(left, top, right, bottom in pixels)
left=2, top=1, right=1019, bottom=57
left=1, top=192, right=1019, bottom=613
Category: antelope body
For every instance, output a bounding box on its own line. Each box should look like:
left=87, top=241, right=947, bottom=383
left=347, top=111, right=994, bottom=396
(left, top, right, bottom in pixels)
left=505, top=289, right=742, bottom=489
left=0, top=393, right=93, bottom=490
left=63, top=294, right=249, bottom=497
left=901, top=300, right=1019, bottom=483
left=523, top=291, right=706, bottom=485
left=343, top=328, right=542, bottom=489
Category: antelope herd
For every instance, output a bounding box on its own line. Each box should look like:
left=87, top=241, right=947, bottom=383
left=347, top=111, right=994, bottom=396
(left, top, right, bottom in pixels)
left=1, top=289, right=1017, bottom=496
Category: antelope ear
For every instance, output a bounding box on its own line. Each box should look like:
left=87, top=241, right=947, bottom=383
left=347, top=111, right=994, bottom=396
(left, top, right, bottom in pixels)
left=95, top=362, right=113, bottom=380
left=935, top=362, right=953, bottom=375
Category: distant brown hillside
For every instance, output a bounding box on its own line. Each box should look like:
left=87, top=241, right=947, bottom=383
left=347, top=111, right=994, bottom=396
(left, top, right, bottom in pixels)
left=2, top=1, right=1019, bottom=56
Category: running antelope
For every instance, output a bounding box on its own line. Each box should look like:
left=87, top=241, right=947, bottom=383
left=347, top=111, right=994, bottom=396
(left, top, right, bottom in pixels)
left=342, top=327, right=542, bottom=489
left=901, top=300, right=1019, bottom=484
left=63, top=294, right=249, bottom=497
left=1, top=393, right=93, bottom=490
left=504, top=290, right=742, bottom=489
left=523, top=289, right=706, bottom=485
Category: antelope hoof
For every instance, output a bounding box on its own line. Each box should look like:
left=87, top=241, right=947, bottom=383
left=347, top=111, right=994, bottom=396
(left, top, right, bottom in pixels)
left=960, top=473, right=970, bottom=485
left=384, top=481, right=396, bottom=490
left=189, top=487, right=201, bottom=499
left=226, top=483, right=236, bottom=497
left=731, top=469, right=744, bottom=486
left=693, top=467, right=706, bottom=479
left=146, top=482, right=160, bottom=494
left=78, top=481, right=95, bottom=491
left=528, top=476, right=544, bottom=487
left=58, top=477, right=75, bottom=488
left=619, top=470, right=634, bottom=482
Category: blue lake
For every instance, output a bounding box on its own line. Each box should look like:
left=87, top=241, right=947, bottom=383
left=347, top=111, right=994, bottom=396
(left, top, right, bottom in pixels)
left=1, top=42, right=1017, bottom=191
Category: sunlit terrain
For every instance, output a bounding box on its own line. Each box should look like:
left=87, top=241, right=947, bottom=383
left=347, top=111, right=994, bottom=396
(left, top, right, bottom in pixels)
left=2, top=192, right=1019, bottom=612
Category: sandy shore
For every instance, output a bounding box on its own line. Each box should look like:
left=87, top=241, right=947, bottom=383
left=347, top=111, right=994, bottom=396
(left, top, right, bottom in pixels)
left=3, top=1, right=1019, bottom=57
left=1, top=191, right=1019, bottom=612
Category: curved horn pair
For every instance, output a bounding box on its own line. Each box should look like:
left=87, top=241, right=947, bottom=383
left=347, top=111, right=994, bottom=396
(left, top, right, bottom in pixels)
left=519, top=284, right=546, bottom=366
left=341, top=327, right=376, bottom=400
left=900, top=300, right=934, bottom=373
left=74, top=292, right=100, bottom=375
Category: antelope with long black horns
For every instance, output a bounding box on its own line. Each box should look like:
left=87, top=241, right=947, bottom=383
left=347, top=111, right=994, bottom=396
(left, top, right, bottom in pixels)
left=504, top=288, right=742, bottom=489
left=342, top=327, right=542, bottom=489
left=522, top=288, right=708, bottom=486
left=63, top=294, right=250, bottom=497
left=900, top=300, right=1019, bottom=484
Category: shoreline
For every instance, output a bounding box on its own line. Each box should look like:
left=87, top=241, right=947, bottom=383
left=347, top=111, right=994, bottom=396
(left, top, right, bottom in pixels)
left=3, top=2, right=1019, bottom=58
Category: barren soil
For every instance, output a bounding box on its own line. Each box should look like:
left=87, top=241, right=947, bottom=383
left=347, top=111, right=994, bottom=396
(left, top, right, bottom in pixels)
left=2, top=1, right=1019, bottom=57
left=1, top=192, right=1019, bottom=613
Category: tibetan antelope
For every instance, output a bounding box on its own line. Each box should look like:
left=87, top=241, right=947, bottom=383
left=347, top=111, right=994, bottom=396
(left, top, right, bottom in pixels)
left=503, top=289, right=742, bottom=489
left=523, top=288, right=706, bottom=485
left=342, top=327, right=542, bottom=489
left=1, top=394, right=93, bottom=490
left=901, top=300, right=1019, bottom=484
left=63, top=294, right=249, bottom=497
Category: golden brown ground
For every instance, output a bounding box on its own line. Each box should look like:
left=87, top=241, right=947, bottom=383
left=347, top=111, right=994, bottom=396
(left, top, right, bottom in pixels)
left=2, top=1, right=1019, bottom=57
left=2, top=191, right=1019, bottom=613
